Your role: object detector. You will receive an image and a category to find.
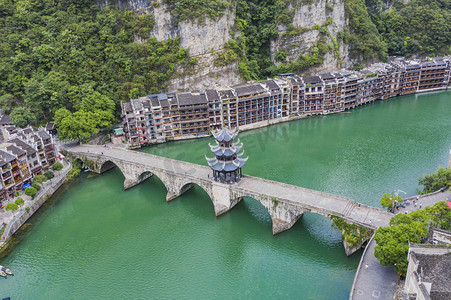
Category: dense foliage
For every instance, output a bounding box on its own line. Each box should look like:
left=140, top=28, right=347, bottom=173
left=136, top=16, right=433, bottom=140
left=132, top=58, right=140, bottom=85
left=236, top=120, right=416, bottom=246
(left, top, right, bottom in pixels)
left=44, top=170, right=55, bottom=180
left=52, top=162, right=64, bottom=171
left=379, top=194, right=401, bottom=209
left=25, top=187, right=37, bottom=198
left=15, top=197, right=24, bottom=206
left=374, top=201, right=451, bottom=276
left=164, top=0, right=231, bottom=23
left=33, top=175, right=48, bottom=184
left=230, top=0, right=293, bottom=80
left=343, top=0, right=388, bottom=61
left=366, top=0, right=451, bottom=57
left=417, top=167, right=451, bottom=194
left=0, top=0, right=191, bottom=128
left=5, top=202, right=19, bottom=212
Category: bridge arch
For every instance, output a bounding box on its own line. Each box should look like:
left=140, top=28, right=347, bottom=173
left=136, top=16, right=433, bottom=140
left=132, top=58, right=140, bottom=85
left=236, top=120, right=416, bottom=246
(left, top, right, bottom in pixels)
left=100, top=160, right=118, bottom=174
left=237, top=196, right=274, bottom=230
left=178, top=182, right=214, bottom=205
left=232, top=193, right=306, bottom=235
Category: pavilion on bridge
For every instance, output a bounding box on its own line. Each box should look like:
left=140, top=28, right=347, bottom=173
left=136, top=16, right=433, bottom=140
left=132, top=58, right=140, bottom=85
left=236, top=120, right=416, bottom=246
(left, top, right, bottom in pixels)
left=205, top=127, right=248, bottom=184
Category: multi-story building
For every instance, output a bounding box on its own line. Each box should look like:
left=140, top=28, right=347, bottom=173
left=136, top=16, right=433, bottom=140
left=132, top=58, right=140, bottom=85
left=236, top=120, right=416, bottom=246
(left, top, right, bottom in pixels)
left=285, top=75, right=304, bottom=116
left=303, top=76, right=324, bottom=114
left=419, top=60, right=447, bottom=91
left=121, top=56, right=451, bottom=148
left=206, top=89, right=222, bottom=130
left=400, top=63, right=421, bottom=95
left=178, top=92, right=210, bottom=136
left=9, top=138, right=41, bottom=175
left=0, top=150, right=18, bottom=200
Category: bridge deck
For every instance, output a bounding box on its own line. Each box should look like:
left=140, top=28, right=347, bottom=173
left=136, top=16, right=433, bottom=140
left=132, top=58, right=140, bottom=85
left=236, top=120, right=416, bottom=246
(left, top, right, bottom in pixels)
left=68, top=145, right=392, bottom=228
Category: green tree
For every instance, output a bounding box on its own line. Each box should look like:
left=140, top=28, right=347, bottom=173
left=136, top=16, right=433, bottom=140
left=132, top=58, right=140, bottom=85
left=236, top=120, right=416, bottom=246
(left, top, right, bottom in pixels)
left=52, top=162, right=63, bottom=171
left=54, top=109, right=99, bottom=142
left=33, top=175, right=47, bottom=184
left=0, top=94, right=16, bottom=114
left=5, top=202, right=19, bottom=212
left=44, top=170, right=55, bottom=180
left=374, top=223, right=425, bottom=275
left=10, top=107, right=36, bottom=128
left=15, top=197, right=24, bottom=206
left=379, top=193, right=400, bottom=209
left=32, top=183, right=41, bottom=191
left=25, top=187, right=37, bottom=199
left=418, top=167, right=451, bottom=194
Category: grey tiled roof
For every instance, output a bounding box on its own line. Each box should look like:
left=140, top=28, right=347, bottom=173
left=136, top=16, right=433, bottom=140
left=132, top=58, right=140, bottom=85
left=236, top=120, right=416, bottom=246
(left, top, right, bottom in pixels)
left=264, top=80, right=280, bottom=91
left=414, top=252, right=451, bottom=297
left=37, top=129, right=51, bottom=140
left=218, top=89, right=235, bottom=99
left=178, top=93, right=207, bottom=106
left=5, top=144, right=26, bottom=157
left=9, top=138, right=36, bottom=155
left=234, top=84, right=266, bottom=97
left=0, top=149, right=15, bottom=165
left=304, top=76, right=322, bottom=84
left=206, top=89, right=220, bottom=102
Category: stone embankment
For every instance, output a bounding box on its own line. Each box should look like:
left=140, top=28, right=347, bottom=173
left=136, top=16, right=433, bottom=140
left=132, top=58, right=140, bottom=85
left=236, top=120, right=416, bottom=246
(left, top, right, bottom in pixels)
left=0, top=162, right=71, bottom=250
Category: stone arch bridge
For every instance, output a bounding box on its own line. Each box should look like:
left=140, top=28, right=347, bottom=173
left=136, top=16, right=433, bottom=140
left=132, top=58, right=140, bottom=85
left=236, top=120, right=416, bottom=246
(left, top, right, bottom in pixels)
left=67, top=145, right=392, bottom=237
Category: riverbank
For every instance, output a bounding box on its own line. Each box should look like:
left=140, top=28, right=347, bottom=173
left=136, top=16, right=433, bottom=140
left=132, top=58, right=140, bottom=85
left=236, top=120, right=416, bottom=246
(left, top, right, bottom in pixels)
left=0, top=161, right=71, bottom=251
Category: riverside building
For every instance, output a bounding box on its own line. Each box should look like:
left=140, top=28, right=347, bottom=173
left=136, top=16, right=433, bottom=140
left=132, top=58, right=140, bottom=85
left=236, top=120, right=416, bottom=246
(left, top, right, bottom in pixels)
left=122, top=57, right=451, bottom=148
left=0, top=125, right=58, bottom=204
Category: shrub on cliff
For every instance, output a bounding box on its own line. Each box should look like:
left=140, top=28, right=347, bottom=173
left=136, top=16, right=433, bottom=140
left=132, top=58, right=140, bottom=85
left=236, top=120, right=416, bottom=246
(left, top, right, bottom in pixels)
left=52, top=162, right=63, bottom=171
left=25, top=187, right=37, bottom=199
left=66, top=168, right=81, bottom=182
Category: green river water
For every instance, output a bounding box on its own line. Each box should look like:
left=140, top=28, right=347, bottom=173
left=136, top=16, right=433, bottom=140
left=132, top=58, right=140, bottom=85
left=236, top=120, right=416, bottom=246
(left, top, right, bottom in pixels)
left=1, top=91, right=450, bottom=299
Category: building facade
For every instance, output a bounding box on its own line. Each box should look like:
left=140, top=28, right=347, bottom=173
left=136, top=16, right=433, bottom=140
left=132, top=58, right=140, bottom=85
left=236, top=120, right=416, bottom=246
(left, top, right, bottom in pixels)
left=0, top=126, right=59, bottom=204
left=122, top=57, right=451, bottom=148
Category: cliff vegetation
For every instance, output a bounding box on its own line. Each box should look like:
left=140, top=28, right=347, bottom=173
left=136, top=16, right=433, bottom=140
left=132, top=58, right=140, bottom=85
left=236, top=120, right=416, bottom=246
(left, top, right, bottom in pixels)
left=0, top=0, right=450, bottom=128
left=0, top=0, right=193, bottom=127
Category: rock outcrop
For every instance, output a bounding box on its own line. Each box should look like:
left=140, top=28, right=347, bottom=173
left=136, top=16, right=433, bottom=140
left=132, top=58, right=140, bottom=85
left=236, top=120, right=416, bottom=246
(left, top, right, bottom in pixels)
left=99, top=0, right=357, bottom=89
left=271, top=0, right=354, bottom=75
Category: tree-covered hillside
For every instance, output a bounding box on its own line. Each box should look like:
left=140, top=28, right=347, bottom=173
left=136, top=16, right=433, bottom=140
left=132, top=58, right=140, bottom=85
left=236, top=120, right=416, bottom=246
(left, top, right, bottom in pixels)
left=0, top=0, right=193, bottom=129
left=0, top=0, right=449, bottom=131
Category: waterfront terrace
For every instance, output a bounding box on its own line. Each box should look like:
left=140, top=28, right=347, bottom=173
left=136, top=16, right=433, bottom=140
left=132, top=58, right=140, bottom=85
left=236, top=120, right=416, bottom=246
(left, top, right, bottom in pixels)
left=121, top=57, right=451, bottom=148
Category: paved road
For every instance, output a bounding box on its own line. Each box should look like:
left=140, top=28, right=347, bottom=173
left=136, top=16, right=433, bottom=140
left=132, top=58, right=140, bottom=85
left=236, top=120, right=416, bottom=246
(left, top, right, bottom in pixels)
left=396, top=191, right=451, bottom=215
left=350, top=235, right=399, bottom=300
left=67, top=144, right=393, bottom=228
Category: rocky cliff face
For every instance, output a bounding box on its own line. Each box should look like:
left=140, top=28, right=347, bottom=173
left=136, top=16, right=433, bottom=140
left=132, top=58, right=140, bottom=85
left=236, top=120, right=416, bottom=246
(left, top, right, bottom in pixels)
left=99, top=0, right=243, bottom=92
left=100, top=0, right=355, bottom=90
left=271, top=0, right=353, bottom=75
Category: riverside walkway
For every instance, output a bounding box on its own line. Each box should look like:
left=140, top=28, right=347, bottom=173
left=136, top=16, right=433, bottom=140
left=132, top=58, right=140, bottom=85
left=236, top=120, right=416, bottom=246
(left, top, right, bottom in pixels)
left=66, top=144, right=392, bottom=234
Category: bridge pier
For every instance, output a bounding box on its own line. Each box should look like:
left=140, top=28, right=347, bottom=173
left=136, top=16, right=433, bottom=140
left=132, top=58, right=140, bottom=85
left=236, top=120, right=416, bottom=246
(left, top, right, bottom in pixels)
left=272, top=215, right=304, bottom=235
left=123, top=172, right=153, bottom=190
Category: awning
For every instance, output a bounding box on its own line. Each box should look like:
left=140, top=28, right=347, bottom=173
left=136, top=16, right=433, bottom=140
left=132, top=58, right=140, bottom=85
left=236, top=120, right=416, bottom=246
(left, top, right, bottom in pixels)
left=22, top=183, right=32, bottom=190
